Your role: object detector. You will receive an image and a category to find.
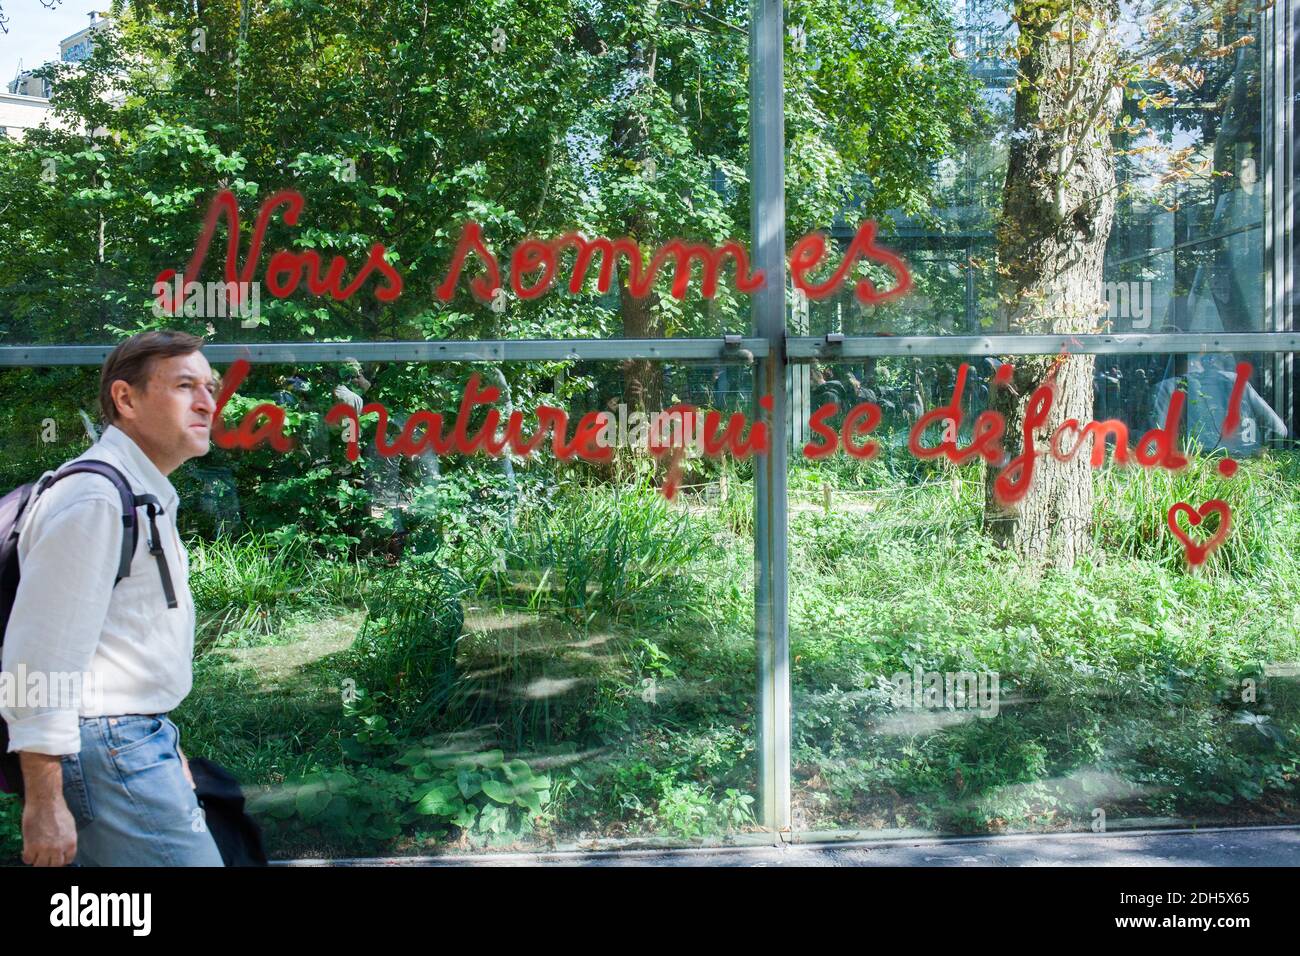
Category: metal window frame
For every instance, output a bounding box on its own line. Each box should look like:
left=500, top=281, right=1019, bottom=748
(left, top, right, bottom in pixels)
left=5, top=331, right=1299, bottom=369
left=0, top=0, right=1295, bottom=854
left=750, top=0, right=791, bottom=839
left=0, top=338, right=771, bottom=367
left=1265, top=0, right=1297, bottom=436
left=789, top=332, right=1300, bottom=360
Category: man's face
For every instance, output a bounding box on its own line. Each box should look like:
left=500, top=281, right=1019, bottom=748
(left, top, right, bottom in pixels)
left=112, top=351, right=218, bottom=470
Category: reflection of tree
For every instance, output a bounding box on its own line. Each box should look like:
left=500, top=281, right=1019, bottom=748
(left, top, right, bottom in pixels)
left=566, top=0, right=983, bottom=411
left=1205, top=36, right=1262, bottom=332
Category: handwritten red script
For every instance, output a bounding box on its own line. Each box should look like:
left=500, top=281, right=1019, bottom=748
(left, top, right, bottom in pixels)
left=153, top=189, right=912, bottom=310
left=154, top=190, right=403, bottom=314
left=210, top=359, right=1253, bottom=566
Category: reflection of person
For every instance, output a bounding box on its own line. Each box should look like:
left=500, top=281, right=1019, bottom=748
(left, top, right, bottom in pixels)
left=1127, top=366, right=1152, bottom=430
left=1094, top=365, right=1122, bottom=420
left=1151, top=353, right=1288, bottom=455
left=812, top=367, right=850, bottom=415
left=272, top=374, right=311, bottom=408
left=333, top=359, right=369, bottom=413
left=1185, top=152, right=1264, bottom=333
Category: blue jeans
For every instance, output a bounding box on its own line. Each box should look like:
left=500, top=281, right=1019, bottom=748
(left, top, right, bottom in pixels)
left=60, top=714, right=224, bottom=867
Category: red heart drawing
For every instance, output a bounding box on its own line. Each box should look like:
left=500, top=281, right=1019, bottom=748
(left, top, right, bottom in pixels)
left=1167, top=499, right=1232, bottom=566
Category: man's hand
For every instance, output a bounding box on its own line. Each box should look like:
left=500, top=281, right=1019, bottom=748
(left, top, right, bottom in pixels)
left=19, top=752, right=77, bottom=867
left=178, top=744, right=195, bottom=789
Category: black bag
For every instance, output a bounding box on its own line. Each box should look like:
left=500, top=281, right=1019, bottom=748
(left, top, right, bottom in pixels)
left=189, top=757, right=269, bottom=866
left=0, top=459, right=178, bottom=796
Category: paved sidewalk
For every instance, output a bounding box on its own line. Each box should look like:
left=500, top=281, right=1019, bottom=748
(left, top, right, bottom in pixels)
left=279, top=824, right=1300, bottom=866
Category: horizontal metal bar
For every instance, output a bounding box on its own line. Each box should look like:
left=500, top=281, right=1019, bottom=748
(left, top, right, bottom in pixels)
left=494, top=338, right=768, bottom=362
left=8, top=332, right=1296, bottom=366
left=217, top=342, right=509, bottom=364
left=0, top=338, right=770, bottom=367
left=788, top=332, right=1300, bottom=360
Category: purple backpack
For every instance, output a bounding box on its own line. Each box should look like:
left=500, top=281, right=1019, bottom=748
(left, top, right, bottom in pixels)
left=0, top=459, right=178, bottom=796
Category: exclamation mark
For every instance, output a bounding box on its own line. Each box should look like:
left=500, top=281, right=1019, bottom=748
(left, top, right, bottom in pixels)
left=1215, top=360, right=1253, bottom=478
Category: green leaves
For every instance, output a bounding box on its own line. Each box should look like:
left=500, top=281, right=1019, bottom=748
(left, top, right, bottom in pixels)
left=413, top=783, right=461, bottom=816
left=294, top=777, right=334, bottom=818
left=481, top=759, right=552, bottom=814
left=247, top=682, right=559, bottom=849
left=245, top=682, right=562, bottom=849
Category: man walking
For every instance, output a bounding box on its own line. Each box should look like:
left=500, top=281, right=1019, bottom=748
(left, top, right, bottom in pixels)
left=1, top=330, right=224, bottom=866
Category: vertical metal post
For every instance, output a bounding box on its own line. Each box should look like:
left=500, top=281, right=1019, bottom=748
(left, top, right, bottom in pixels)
left=749, top=0, right=791, bottom=839
left=1264, top=0, right=1295, bottom=434
left=789, top=282, right=810, bottom=452
left=1282, top=0, right=1296, bottom=428
left=1279, top=0, right=1289, bottom=426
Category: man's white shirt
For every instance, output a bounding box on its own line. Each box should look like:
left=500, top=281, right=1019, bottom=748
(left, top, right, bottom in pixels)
left=0, top=424, right=195, bottom=755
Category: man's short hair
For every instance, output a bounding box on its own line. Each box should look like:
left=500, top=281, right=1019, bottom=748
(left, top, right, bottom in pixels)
left=99, top=330, right=207, bottom=425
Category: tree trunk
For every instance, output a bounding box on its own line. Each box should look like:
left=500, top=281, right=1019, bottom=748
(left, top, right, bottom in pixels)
left=984, top=0, right=1122, bottom=571
left=619, top=281, right=663, bottom=414
left=612, top=39, right=662, bottom=415
left=575, top=15, right=662, bottom=414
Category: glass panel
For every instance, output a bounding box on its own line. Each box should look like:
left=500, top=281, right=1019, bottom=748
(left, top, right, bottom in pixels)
left=0, top=358, right=761, bottom=859
left=789, top=353, right=1299, bottom=837
left=791, top=0, right=1266, bottom=337
left=1105, top=6, right=1264, bottom=336
left=0, top=3, right=754, bottom=346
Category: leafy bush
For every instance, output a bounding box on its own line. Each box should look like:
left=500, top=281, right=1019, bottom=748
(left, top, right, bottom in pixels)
left=246, top=687, right=556, bottom=850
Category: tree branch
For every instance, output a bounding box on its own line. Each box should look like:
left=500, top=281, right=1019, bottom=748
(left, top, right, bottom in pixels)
left=665, top=0, right=746, bottom=36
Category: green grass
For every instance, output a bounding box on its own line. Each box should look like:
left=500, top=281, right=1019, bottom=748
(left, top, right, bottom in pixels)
left=188, top=531, right=368, bottom=653
left=785, top=450, right=1300, bottom=832
left=3, top=450, right=1299, bottom=862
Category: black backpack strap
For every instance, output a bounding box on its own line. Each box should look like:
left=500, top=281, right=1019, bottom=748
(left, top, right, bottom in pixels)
left=133, top=492, right=179, bottom=610
left=39, top=459, right=178, bottom=609
left=42, top=461, right=136, bottom=582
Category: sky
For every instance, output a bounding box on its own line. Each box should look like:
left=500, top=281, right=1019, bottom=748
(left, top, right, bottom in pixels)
left=0, top=0, right=96, bottom=92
